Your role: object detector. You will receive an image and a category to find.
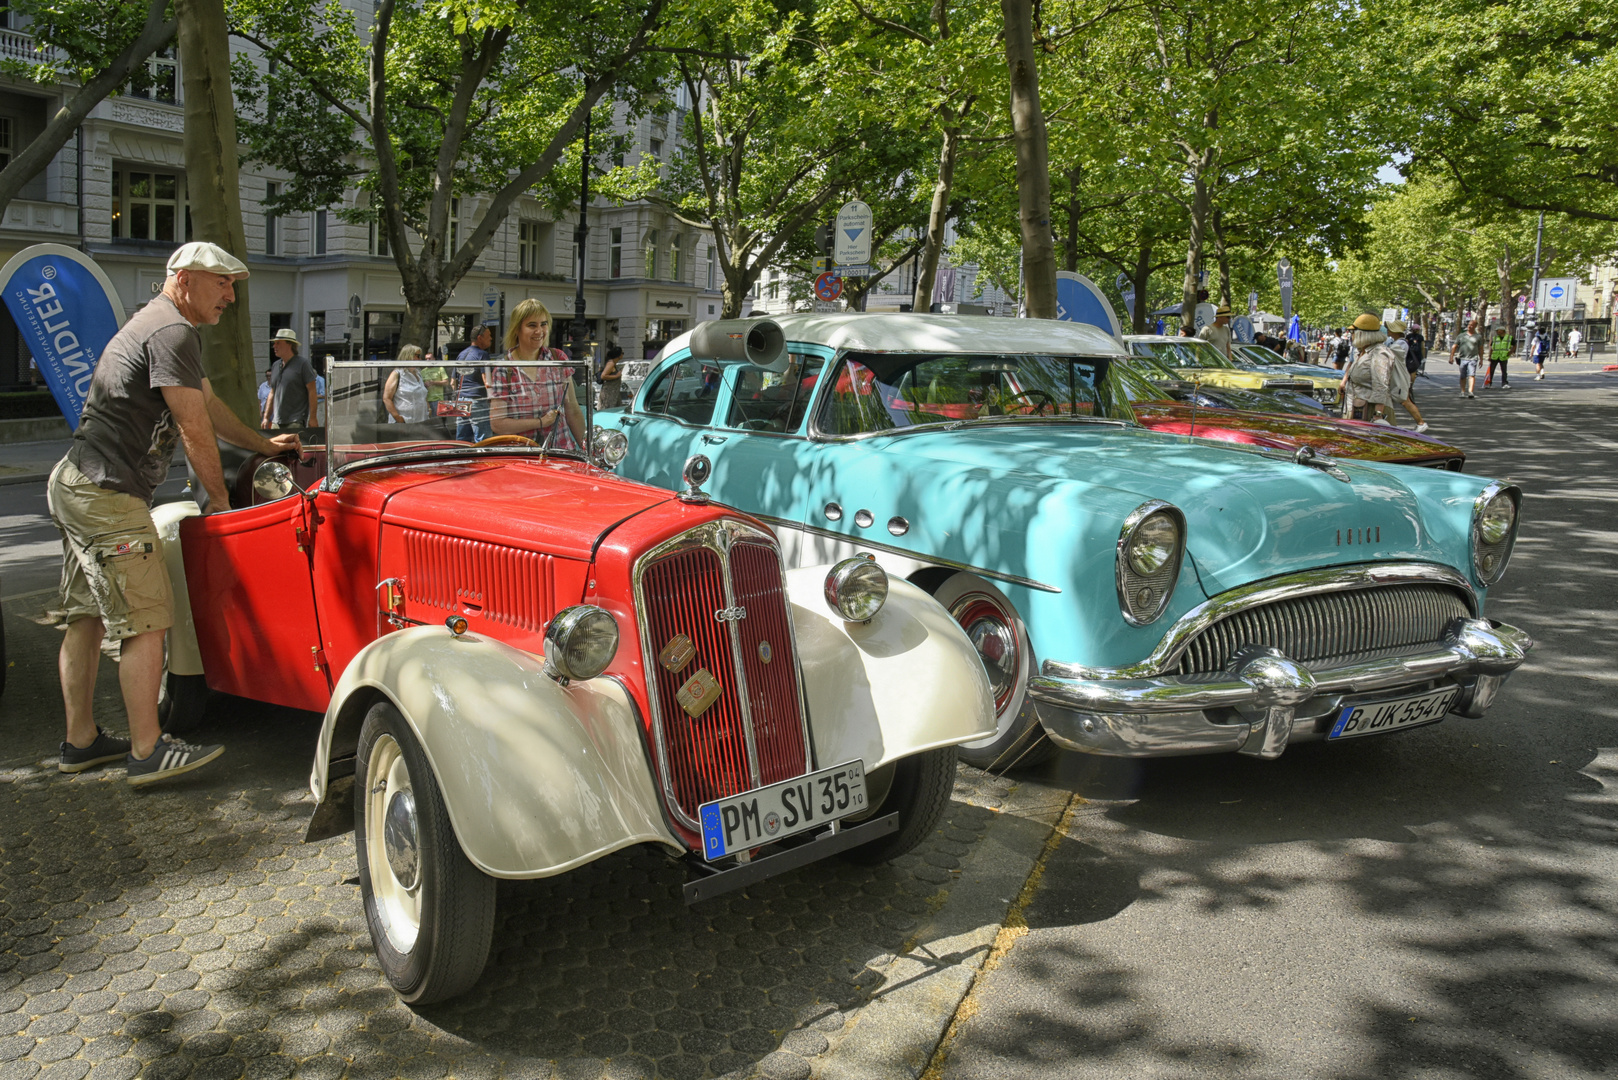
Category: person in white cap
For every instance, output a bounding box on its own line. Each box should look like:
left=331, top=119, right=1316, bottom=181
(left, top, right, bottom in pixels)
left=260, top=326, right=317, bottom=431
left=46, top=240, right=300, bottom=786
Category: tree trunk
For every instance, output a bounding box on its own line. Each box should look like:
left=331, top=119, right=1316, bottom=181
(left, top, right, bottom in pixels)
left=1180, top=166, right=1211, bottom=324
left=178, top=0, right=256, bottom=422
left=1130, top=236, right=1154, bottom=334
left=1001, top=0, right=1056, bottom=319
left=1497, top=247, right=1516, bottom=347
left=912, top=126, right=961, bottom=313
left=1060, top=164, right=1082, bottom=274
left=1211, top=207, right=1231, bottom=308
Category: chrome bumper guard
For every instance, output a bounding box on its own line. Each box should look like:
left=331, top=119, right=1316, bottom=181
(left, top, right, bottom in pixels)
left=1029, top=618, right=1533, bottom=760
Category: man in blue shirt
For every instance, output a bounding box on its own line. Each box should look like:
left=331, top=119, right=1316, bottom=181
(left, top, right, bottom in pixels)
left=454, top=323, right=495, bottom=441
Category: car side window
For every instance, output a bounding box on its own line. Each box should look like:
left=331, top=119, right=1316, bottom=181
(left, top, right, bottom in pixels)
left=639, top=359, right=722, bottom=425
left=726, top=353, right=824, bottom=433
left=817, top=359, right=893, bottom=436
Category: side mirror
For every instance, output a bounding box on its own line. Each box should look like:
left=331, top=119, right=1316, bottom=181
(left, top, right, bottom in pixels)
left=688, top=319, right=789, bottom=373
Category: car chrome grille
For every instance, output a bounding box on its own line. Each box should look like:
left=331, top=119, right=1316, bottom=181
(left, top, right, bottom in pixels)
left=638, top=530, right=809, bottom=826
left=1173, top=583, right=1472, bottom=675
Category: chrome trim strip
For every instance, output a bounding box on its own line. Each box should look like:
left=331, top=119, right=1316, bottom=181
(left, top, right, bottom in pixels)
left=715, top=529, right=763, bottom=790
left=1042, top=562, right=1480, bottom=680
left=1114, top=500, right=1184, bottom=626
left=630, top=520, right=815, bottom=830
left=757, top=515, right=1063, bottom=594
left=1470, top=480, right=1522, bottom=587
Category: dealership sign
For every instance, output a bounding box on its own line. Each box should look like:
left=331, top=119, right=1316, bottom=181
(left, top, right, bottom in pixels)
left=1, top=244, right=126, bottom=428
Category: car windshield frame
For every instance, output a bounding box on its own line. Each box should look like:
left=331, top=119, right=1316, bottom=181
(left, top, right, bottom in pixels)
left=324, top=356, right=599, bottom=485
left=808, top=350, right=1143, bottom=440
left=1234, top=344, right=1291, bottom=367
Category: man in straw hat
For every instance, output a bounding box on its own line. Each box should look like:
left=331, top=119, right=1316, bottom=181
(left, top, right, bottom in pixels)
left=1197, top=303, right=1234, bottom=358
left=260, top=326, right=318, bottom=432
left=46, top=241, right=301, bottom=786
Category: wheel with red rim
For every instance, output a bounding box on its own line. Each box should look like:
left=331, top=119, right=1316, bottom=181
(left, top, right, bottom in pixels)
left=930, top=572, right=1055, bottom=770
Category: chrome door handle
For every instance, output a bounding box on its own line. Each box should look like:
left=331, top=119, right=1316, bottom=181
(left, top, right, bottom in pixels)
left=618, top=416, right=642, bottom=427
left=701, top=434, right=728, bottom=444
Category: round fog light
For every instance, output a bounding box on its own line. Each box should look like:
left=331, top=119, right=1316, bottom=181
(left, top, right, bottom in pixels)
left=591, top=428, right=629, bottom=466
left=824, top=557, right=888, bottom=622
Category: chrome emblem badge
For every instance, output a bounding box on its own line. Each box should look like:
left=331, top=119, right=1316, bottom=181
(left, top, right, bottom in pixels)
left=714, top=606, right=747, bottom=622
left=676, top=668, right=723, bottom=718
left=659, top=634, right=696, bottom=673
left=758, top=640, right=773, bottom=664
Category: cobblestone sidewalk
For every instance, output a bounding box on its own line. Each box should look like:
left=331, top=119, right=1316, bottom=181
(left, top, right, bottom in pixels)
left=0, top=745, right=1045, bottom=1080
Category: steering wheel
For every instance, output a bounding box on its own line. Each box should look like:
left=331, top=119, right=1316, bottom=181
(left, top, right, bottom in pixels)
left=1004, top=389, right=1056, bottom=416
left=472, top=434, right=537, bottom=448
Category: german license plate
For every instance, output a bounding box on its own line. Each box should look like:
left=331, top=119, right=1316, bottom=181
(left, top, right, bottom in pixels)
left=1328, top=687, right=1458, bottom=740
left=699, top=760, right=867, bottom=860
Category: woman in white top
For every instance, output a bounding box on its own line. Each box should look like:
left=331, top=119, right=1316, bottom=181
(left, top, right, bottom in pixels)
left=384, top=344, right=430, bottom=423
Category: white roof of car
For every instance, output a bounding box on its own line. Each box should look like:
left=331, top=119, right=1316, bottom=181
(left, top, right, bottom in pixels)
left=671, top=313, right=1127, bottom=358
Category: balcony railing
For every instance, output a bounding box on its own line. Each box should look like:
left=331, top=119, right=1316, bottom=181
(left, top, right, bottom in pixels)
left=0, top=28, right=46, bottom=62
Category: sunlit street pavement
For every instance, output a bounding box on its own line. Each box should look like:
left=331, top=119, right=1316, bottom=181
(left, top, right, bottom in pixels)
left=1, top=364, right=1614, bottom=1080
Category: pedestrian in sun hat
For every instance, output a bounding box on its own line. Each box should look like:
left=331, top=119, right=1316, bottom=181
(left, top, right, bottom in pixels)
left=1197, top=303, right=1234, bottom=358
left=262, top=326, right=318, bottom=431
left=47, top=241, right=301, bottom=785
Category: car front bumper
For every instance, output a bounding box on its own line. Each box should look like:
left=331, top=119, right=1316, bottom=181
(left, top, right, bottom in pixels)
left=1029, top=618, right=1532, bottom=759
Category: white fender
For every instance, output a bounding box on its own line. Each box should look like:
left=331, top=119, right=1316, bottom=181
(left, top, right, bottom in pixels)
left=311, top=627, right=683, bottom=878
left=786, top=568, right=997, bottom=771
left=151, top=500, right=204, bottom=677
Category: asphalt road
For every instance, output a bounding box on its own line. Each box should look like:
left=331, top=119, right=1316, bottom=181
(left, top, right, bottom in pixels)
left=936, top=366, right=1618, bottom=1079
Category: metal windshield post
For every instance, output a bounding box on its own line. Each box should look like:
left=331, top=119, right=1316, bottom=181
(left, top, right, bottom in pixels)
left=572, top=80, right=594, bottom=464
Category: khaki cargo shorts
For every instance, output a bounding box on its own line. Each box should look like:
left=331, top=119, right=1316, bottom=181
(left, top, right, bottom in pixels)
left=46, top=458, right=173, bottom=641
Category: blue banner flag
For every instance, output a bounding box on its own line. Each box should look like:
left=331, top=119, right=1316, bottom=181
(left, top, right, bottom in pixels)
left=1054, top=271, right=1122, bottom=338
left=1, top=243, right=126, bottom=429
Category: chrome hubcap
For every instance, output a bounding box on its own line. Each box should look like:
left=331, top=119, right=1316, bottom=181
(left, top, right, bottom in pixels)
left=953, top=597, right=1020, bottom=712
left=383, top=789, right=420, bottom=890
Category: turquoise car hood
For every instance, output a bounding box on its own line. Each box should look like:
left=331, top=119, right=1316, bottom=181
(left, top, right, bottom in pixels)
left=864, top=424, right=1463, bottom=596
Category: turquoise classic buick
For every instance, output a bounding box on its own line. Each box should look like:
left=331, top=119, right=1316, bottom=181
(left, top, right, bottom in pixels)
left=599, top=314, right=1531, bottom=770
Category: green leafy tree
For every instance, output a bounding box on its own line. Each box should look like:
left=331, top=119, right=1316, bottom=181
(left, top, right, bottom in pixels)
left=232, top=0, right=671, bottom=346
left=0, top=0, right=178, bottom=217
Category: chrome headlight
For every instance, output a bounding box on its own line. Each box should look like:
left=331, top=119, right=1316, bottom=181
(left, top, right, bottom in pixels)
left=252, top=460, right=296, bottom=503
left=824, top=556, right=888, bottom=622
left=591, top=427, right=628, bottom=467
left=543, top=605, right=620, bottom=682
left=1471, top=482, right=1520, bottom=586
left=1116, top=502, right=1185, bottom=625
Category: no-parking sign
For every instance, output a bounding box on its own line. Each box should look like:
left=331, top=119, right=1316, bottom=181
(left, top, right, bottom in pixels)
left=814, top=273, right=843, bottom=302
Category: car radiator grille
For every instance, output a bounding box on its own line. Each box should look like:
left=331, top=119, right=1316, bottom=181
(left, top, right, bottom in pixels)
left=639, top=540, right=808, bottom=823
left=402, top=529, right=554, bottom=632
left=1173, top=583, right=1472, bottom=675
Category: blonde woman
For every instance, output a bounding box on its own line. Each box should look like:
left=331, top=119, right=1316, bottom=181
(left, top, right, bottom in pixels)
left=487, top=299, right=585, bottom=450
left=383, top=344, right=430, bottom=423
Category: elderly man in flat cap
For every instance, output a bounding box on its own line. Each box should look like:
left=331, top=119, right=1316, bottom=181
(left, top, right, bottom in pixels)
left=47, top=241, right=301, bottom=786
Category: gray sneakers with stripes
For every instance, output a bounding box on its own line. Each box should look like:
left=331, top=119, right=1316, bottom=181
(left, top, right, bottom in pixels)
left=126, top=734, right=225, bottom=787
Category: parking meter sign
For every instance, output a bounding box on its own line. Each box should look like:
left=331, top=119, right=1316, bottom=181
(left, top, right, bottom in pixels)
left=815, top=273, right=843, bottom=302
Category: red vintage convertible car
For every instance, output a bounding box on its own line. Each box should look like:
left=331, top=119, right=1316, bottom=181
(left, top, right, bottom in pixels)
left=153, top=355, right=994, bottom=1004
left=1113, top=355, right=1465, bottom=469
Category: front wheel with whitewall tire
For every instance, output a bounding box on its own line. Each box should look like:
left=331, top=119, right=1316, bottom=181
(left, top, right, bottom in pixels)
left=841, top=745, right=957, bottom=865
left=355, top=701, right=496, bottom=1004
left=928, top=572, right=1056, bottom=771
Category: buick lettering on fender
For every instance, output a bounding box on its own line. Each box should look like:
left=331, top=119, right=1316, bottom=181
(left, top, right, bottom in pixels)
left=599, top=314, right=1533, bottom=769
left=151, top=354, right=996, bottom=1006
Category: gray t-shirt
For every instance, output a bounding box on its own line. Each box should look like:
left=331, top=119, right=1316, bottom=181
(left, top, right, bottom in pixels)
left=268, top=353, right=317, bottom=426
left=66, top=293, right=203, bottom=504
left=1454, top=331, right=1482, bottom=361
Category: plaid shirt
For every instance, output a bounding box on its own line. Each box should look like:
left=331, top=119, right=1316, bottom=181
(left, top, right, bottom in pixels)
left=486, top=349, right=577, bottom=450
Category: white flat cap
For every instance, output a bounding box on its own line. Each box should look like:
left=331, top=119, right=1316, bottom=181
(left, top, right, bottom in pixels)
left=167, top=241, right=250, bottom=279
